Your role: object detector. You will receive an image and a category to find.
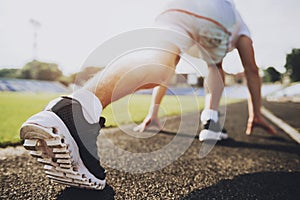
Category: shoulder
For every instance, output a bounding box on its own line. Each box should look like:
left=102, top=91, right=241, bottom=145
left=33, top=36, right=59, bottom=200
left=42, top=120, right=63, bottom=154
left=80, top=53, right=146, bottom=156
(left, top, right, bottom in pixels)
left=234, top=10, right=251, bottom=38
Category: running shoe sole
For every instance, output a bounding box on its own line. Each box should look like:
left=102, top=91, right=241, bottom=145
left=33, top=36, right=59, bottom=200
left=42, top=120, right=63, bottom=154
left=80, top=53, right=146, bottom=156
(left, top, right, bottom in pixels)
left=20, top=110, right=106, bottom=190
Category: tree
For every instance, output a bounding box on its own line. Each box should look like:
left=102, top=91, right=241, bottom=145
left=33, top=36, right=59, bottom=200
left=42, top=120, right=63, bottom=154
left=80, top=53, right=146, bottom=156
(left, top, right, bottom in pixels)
left=285, top=48, right=300, bottom=82
left=263, top=67, right=281, bottom=83
left=20, top=60, right=62, bottom=81
left=0, top=68, right=20, bottom=78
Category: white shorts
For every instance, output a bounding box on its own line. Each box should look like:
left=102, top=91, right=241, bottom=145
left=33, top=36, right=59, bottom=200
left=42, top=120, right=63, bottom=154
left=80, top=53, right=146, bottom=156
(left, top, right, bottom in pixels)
left=154, top=9, right=232, bottom=64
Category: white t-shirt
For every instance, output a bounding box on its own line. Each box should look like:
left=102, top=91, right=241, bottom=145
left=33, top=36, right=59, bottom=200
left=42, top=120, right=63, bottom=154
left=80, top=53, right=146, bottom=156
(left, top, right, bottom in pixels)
left=161, top=0, right=251, bottom=52
left=163, top=0, right=236, bottom=29
left=228, top=10, right=251, bottom=51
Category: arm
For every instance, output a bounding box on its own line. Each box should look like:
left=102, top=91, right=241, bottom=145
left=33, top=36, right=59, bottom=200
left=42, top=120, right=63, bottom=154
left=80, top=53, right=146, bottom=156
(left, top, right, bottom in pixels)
left=148, top=85, right=168, bottom=118
left=237, top=36, right=262, bottom=117
left=236, top=36, right=276, bottom=135
left=133, top=48, right=179, bottom=133
left=133, top=85, right=167, bottom=132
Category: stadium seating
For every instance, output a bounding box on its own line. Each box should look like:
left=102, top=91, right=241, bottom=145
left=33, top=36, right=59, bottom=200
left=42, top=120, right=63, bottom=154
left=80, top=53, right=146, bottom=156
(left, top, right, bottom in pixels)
left=0, top=79, right=69, bottom=93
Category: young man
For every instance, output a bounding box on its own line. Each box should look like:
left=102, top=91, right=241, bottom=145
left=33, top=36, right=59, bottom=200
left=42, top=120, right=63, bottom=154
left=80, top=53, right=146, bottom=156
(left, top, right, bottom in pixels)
left=134, top=0, right=277, bottom=140
left=20, top=0, right=276, bottom=190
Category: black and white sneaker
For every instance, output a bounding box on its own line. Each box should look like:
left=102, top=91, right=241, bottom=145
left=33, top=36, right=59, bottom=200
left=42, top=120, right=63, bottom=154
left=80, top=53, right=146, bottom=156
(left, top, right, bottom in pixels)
left=20, top=97, right=106, bottom=190
left=199, top=119, right=228, bottom=141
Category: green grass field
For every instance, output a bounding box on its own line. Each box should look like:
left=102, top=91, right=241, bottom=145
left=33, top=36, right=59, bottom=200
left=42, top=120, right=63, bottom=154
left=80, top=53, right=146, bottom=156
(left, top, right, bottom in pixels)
left=0, top=92, right=240, bottom=147
left=0, top=92, right=61, bottom=147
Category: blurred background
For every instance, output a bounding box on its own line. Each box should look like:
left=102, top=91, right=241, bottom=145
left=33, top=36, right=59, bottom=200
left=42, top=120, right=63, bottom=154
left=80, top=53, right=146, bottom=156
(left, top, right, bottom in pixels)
left=1, top=0, right=300, bottom=74
left=1, top=2, right=300, bottom=199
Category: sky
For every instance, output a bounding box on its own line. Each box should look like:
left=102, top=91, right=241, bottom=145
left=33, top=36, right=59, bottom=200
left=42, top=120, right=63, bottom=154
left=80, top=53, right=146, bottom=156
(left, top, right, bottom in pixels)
left=0, top=0, right=299, bottom=75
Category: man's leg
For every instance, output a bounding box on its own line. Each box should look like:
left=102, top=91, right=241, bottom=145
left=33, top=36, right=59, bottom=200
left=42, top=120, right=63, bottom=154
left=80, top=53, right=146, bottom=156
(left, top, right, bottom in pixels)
left=84, top=46, right=180, bottom=108
left=200, top=63, right=227, bottom=141
left=20, top=44, right=180, bottom=190
left=204, top=63, right=225, bottom=111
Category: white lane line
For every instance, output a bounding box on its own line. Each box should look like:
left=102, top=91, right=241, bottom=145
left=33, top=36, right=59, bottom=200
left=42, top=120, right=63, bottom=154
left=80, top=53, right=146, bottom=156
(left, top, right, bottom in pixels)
left=261, top=107, right=300, bottom=144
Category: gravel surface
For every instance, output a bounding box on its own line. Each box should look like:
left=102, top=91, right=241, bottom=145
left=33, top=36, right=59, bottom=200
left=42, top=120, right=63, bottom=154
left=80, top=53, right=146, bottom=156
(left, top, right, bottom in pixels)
left=1, top=101, right=300, bottom=199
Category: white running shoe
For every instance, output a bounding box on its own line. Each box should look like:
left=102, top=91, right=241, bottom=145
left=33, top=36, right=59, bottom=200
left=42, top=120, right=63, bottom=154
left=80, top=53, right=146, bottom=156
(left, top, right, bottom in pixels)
left=199, top=119, right=228, bottom=141
left=20, top=97, right=106, bottom=190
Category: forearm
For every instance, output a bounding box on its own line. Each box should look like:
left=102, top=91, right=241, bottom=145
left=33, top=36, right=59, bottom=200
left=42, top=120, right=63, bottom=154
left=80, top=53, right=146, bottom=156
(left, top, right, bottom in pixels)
left=237, top=36, right=263, bottom=118
left=148, top=65, right=175, bottom=117
left=244, top=67, right=262, bottom=118
left=148, top=85, right=168, bottom=117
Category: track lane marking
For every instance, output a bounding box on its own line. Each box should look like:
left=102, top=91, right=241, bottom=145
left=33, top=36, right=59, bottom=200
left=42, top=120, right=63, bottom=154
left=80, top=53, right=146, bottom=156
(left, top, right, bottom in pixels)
left=262, top=106, right=300, bottom=144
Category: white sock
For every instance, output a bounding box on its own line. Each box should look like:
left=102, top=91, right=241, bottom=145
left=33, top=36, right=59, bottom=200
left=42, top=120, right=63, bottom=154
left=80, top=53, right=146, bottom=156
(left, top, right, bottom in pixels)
left=44, top=89, right=103, bottom=124
left=69, top=89, right=103, bottom=124
left=201, top=109, right=218, bottom=123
